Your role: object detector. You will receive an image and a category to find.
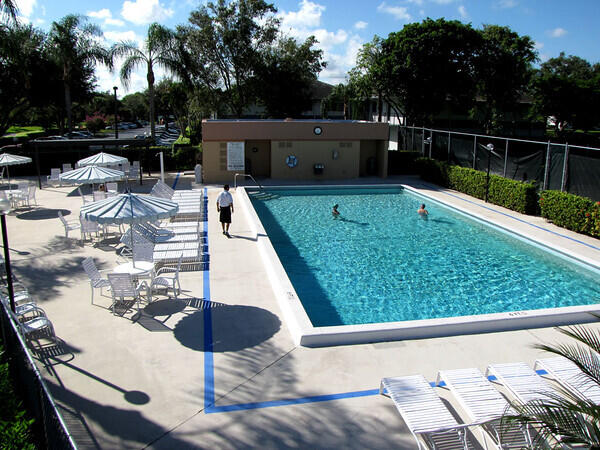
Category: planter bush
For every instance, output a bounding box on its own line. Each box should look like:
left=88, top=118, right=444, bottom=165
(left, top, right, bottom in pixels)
left=539, top=190, right=600, bottom=237
left=416, top=157, right=538, bottom=215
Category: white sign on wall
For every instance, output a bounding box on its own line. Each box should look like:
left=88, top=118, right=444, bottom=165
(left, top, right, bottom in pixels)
left=227, top=142, right=245, bottom=171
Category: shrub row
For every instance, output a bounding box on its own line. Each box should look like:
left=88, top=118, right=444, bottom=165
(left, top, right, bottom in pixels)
left=539, top=190, right=600, bottom=238
left=416, top=157, right=538, bottom=215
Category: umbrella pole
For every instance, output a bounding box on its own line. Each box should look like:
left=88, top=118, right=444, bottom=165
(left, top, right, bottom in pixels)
left=130, top=195, right=135, bottom=269
left=6, top=166, right=10, bottom=192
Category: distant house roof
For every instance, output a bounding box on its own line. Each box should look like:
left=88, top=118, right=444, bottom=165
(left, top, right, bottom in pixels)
left=310, top=80, right=334, bottom=100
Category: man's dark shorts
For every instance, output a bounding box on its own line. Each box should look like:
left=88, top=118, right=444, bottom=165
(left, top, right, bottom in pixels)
left=219, top=205, right=231, bottom=224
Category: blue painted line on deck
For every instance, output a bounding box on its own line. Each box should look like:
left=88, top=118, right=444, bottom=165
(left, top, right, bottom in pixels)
left=202, top=187, right=215, bottom=411
left=437, top=189, right=600, bottom=252
left=171, top=172, right=181, bottom=189
left=206, top=389, right=380, bottom=413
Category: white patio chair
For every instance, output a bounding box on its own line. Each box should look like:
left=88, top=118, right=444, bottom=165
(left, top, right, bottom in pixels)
left=47, top=168, right=61, bottom=186
left=437, top=367, right=533, bottom=449
left=106, top=182, right=118, bottom=195
left=23, top=184, right=37, bottom=207
left=8, top=306, right=56, bottom=344
left=380, top=375, right=471, bottom=449
left=78, top=187, right=91, bottom=205
left=106, top=273, right=148, bottom=315
left=1, top=294, right=46, bottom=320
left=80, top=215, right=101, bottom=241
left=93, top=191, right=107, bottom=202
left=149, top=254, right=182, bottom=301
left=535, top=357, right=600, bottom=404
left=10, top=182, right=29, bottom=208
left=57, top=211, right=80, bottom=238
left=0, top=167, right=4, bottom=183
left=62, top=163, right=73, bottom=173
left=81, top=257, right=111, bottom=305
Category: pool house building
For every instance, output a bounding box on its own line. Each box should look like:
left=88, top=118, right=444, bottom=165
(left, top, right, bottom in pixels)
left=201, top=119, right=390, bottom=183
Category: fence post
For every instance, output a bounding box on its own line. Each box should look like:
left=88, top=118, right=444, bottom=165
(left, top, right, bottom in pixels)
left=411, top=127, right=415, bottom=151
left=503, top=139, right=508, bottom=177
left=421, top=127, right=425, bottom=156
left=473, top=135, right=477, bottom=169
left=543, top=140, right=551, bottom=190
left=561, top=142, right=569, bottom=191
left=447, top=132, right=451, bottom=162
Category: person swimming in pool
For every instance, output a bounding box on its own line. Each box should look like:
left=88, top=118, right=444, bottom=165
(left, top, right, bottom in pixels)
left=332, top=204, right=340, bottom=218
left=417, top=203, right=428, bottom=217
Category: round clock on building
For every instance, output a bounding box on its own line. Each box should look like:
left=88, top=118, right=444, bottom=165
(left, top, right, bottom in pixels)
left=313, top=126, right=322, bottom=136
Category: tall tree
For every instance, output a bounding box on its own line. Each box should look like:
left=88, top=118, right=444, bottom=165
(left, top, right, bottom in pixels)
left=472, top=25, right=537, bottom=134
left=0, top=23, right=46, bottom=135
left=48, top=15, right=111, bottom=133
left=181, top=0, right=279, bottom=117
left=531, top=52, right=600, bottom=136
left=0, top=0, right=19, bottom=24
left=110, top=23, right=180, bottom=139
left=380, top=18, right=481, bottom=125
left=254, top=36, right=325, bottom=118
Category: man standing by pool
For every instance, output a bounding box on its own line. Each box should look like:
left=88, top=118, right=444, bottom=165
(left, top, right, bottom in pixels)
left=216, top=184, right=234, bottom=236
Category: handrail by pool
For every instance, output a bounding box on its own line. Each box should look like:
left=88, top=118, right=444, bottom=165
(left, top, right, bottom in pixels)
left=234, top=173, right=263, bottom=190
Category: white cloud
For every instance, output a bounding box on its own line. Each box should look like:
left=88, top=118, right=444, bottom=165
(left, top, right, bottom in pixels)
left=549, top=28, right=567, bottom=38
left=432, top=0, right=457, bottom=4
left=103, top=30, right=143, bottom=46
left=534, top=41, right=544, bottom=50
left=15, top=0, right=36, bottom=18
left=88, top=9, right=125, bottom=27
left=121, top=0, right=174, bottom=26
left=354, top=21, right=368, bottom=30
left=377, top=2, right=411, bottom=21
left=458, top=5, right=468, bottom=18
left=88, top=8, right=112, bottom=20
left=497, top=0, right=517, bottom=8
left=279, top=0, right=325, bottom=29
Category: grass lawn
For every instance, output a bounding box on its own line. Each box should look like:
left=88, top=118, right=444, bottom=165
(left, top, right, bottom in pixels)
left=4, top=126, right=44, bottom=137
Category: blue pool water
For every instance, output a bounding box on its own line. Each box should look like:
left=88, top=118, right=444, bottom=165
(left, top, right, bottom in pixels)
left=248, top=187, right=600, bottom=327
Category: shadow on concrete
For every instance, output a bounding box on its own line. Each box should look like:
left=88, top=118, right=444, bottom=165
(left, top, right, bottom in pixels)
left=173, top=301, right=281, bottom=353
left=16, top=208, right=71, bottom=221
left=45, top=377, right=190, bottom=449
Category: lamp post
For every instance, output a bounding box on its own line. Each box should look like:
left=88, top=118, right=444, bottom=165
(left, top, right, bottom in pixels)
left=0, top=197, right=15, bottom=312
left=113, top=86, right=119, bottom=139
left=485, top=143, right=494, bottom=203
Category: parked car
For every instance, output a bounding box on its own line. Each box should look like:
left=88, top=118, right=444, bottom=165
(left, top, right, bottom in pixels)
left=63, top=131, right=90, bottom=139
left=37, top=135, right=68, bottom=141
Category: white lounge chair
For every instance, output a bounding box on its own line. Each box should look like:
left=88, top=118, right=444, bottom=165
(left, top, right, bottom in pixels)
left=437, top=367, right=532, bottom=449
left=486, top=362, right=555, bottom=405
left=535, top=357, right=600, bottom=404
left=380, top=375, right=471, bottom=449
left=58, top=211, right=80, bottom=238
left=80, top=216, right=101, bottom=241
left=106, top=182, right=118, bottom=195
left=62, top=163, right=73, bottom=173
left=82, top=257, right=111, bottom=305
left=8, top=306, right=56, bottom=344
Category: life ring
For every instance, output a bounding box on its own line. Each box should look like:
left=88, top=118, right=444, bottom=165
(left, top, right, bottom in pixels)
left=286, top=155, right=298, bottom=168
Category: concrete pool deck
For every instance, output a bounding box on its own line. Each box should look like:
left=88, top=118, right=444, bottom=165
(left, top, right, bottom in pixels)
left=5, top=174, right=600, bottom=449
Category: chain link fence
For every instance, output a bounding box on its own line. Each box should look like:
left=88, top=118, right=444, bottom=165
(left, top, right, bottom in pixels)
left=398, top=125, right=600, bottom=201
left=0, top=302, right=77, bottom=449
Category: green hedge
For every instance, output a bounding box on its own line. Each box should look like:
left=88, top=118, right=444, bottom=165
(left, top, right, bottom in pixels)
left=539, top=190, right=600, bottom=237
left=0, top=347, right=35, bottom=449
left=416, top=157, right=538, bottom=215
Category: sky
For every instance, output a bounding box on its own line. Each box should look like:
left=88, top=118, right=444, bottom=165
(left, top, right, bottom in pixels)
left=13, top=0, right=600, bottom=97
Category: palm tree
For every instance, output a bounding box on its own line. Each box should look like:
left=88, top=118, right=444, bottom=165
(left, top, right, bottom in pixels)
left=0, top=0, right=19, bottom=24
left=506, top=325, right=600, bottom=448
left=110, top=23, right=180, bottom=140
left=48, top=15, right=111, bottom=132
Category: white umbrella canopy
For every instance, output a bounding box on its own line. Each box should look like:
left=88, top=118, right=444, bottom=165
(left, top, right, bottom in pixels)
left=81, top=192, right=178, bottom=267
left=81, top=192, right=178, bottom=225
left=78, top=152, right=128, bottom=167
left=0, top=153, right=33, bottom=189
left=59, top=166, right=124, bottom=184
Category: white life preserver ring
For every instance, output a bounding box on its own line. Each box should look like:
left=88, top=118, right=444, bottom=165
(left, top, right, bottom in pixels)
left=286, top=155, right=298, bottom=168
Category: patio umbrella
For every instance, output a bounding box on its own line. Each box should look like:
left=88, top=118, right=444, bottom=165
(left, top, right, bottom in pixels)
left=59, top=166, right=124, bottom=185
left=81, top=192, right=178, bottom=267
left=0, top=153, right=32, bottom=189
left=78, top=152, right=128, bottom=167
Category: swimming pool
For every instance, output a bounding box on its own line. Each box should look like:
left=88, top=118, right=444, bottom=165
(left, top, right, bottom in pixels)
left=241, top=185, right=600, bottom=346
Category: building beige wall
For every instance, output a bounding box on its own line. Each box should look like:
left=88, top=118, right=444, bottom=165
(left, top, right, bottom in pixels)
left=376, top=140, right=388, bottom=178
left=245, top=140, right=271, bottom=177
left=359, top=140, right=376, bottom=176
left=271, top=140, right=360, bottom=180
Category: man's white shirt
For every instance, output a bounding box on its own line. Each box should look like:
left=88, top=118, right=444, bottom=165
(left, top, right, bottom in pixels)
left=217, top=191, right=233, bottom=207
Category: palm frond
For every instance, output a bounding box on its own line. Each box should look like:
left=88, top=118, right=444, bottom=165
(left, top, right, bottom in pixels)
left=119, top=55, right=146, bottom=88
